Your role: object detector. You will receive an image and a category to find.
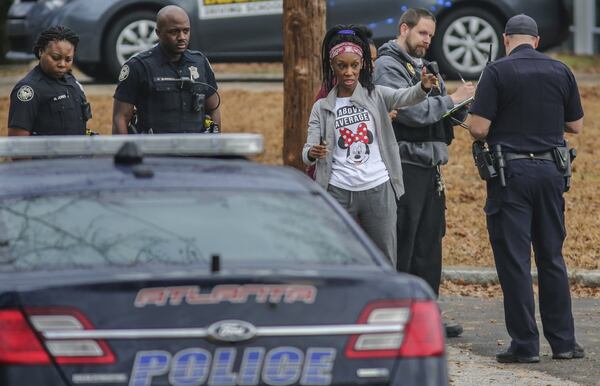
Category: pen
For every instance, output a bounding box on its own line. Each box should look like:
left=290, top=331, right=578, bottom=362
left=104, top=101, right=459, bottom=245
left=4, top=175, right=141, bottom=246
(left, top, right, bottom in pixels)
left=457, top=72, right=466, bottom=84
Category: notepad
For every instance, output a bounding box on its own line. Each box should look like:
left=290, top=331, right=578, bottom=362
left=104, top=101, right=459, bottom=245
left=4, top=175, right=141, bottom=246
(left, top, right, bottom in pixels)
left=442, top=96, right=474, bottom=118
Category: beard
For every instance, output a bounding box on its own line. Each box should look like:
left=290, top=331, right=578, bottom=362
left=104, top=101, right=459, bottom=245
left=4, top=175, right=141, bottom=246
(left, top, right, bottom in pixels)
left=406, top=39, right=427, bottom=58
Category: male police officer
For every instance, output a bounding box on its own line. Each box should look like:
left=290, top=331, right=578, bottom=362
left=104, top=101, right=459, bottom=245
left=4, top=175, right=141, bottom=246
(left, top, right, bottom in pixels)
left=466, top=14, right=584, bottom=363
left=373, top=8, right=475, bottom=338
left=112, top=5, right=220, bottom=134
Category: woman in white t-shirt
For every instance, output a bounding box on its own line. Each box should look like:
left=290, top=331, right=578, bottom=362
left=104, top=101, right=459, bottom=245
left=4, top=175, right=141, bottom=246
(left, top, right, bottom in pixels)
left=302, top=25, right=437, bottom=265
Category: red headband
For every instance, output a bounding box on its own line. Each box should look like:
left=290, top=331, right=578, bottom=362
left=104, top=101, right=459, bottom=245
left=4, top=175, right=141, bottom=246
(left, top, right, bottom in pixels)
left=329, top=42, right=363, bottom=59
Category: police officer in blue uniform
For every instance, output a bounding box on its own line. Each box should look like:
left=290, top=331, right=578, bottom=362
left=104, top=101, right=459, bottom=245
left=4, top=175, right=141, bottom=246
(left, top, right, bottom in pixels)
left=112, top=5, right=220, bottom=134
left=8, top=26, right=92, bottom=136
left=466, top=14, right=584, bottom=363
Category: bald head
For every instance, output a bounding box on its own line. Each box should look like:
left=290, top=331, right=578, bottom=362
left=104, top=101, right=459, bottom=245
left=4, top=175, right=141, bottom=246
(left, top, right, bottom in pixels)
left=503, top=33, right=539, bottom=55
left=155, top=5, right=191, bottom=60
left=156, top=5, right=190, bottom=30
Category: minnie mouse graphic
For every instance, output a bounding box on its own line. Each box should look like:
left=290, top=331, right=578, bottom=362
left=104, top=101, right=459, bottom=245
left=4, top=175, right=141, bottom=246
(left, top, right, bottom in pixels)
left=338, top=122, right=374, bottom=165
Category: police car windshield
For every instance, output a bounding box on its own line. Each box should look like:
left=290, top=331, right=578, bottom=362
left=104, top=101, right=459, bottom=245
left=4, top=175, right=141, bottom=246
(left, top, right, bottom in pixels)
left=0, top=190, right=374, bottom=272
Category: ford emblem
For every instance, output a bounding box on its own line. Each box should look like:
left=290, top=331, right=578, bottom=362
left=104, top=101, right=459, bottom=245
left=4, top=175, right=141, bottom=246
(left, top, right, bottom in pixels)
left=207, top=320, right=257, bottom=343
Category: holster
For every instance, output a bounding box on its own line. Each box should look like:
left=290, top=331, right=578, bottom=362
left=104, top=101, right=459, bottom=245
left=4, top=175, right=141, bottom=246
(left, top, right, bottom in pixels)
left=553, top=144, right=576, bottom=192
left=472, top=141, right=497, bottom=181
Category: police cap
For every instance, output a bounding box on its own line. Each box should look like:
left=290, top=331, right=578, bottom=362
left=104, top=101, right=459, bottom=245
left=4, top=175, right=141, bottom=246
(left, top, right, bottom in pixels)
left=505, top=14, right=538, bottom=37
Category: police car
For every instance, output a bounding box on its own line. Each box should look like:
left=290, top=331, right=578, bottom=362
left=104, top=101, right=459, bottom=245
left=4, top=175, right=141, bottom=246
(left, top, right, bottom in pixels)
left=0, top=135, right=447, bottom=386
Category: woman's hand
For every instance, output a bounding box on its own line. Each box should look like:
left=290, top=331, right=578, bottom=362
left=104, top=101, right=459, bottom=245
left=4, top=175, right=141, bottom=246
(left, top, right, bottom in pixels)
left=420, top=67, right=438, bottom=92
left=308, top=143, right=328, bottom=161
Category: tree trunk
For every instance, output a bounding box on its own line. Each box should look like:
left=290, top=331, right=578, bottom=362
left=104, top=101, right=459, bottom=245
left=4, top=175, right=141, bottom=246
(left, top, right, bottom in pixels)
left=282, top=0, right=326, bottom=170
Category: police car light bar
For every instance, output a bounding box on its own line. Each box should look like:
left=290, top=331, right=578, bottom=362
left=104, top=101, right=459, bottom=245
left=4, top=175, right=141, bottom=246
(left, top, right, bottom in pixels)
left=0, top=134, right=263, bottom=158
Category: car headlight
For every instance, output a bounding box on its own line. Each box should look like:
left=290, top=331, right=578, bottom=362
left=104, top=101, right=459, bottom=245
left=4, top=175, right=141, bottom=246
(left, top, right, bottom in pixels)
left=39, top=0, right=69, bottom=10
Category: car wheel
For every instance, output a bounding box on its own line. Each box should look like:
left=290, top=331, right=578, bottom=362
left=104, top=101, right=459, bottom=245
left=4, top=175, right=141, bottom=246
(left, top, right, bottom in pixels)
left=104, top=10, right=159, bottom=79
left=431, top=7, right=504, bottom=80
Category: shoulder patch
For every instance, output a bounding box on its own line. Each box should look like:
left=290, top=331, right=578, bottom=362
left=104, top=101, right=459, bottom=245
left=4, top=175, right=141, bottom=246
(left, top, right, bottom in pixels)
left=119, top=64, right=130, bottom=82
left=17, top=85, right=34, bottom=102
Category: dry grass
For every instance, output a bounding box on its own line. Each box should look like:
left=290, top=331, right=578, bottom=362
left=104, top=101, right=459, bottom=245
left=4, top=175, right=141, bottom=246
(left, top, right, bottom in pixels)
left=444, top=86, right=600, bottom=270
left=1, top=85, right=599, bottom=270
left=552, top=54, right=600, bottom=74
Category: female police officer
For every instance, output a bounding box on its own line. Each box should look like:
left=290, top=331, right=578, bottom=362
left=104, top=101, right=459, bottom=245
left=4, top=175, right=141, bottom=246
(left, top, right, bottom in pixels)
left=7, top=26, right=92, bottom=136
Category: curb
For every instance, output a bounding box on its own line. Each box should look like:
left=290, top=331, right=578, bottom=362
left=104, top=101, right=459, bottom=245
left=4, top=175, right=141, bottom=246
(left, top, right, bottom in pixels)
left=442, top=266, right=600, bottom=287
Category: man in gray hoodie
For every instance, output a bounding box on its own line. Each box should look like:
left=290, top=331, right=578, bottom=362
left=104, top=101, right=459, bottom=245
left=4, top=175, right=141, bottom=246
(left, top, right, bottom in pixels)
left=374, top=8, right=475, bottom=338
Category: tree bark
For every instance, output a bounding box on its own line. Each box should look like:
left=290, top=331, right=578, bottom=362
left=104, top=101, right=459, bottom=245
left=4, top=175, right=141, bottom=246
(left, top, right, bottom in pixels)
left=282, top=0, right=326, bottom=170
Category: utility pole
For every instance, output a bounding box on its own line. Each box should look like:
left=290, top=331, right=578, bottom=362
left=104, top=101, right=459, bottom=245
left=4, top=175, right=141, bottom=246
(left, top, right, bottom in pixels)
left=282, top=0, right=326, bottom=169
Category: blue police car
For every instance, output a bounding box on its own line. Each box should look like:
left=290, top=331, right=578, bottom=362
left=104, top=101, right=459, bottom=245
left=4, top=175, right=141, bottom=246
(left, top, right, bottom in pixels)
left=0, top=135, right=447, bottom=386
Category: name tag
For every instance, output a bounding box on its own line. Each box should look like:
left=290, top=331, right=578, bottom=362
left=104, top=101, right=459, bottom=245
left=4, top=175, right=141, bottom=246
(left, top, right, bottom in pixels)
left=52, top=94, right=69, bottom=102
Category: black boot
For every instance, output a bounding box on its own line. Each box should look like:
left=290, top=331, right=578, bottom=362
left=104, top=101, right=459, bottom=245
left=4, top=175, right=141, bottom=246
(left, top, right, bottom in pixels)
left=444, top=323, right=463, bottom=338
left=552, top=342, right=585, bottom=360
left=496, top=348, right=540, bottom=363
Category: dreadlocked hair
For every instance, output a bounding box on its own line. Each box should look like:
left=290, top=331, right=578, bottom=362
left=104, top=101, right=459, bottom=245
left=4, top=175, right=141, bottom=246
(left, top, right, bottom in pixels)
left=355, top=25, right=375, bottom=48
left=33, top=26, right=80, bottom=59
left=321, top=24, right=374, bottom=95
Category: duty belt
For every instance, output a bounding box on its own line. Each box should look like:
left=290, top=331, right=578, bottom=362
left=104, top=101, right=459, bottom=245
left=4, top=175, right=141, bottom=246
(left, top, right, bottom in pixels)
left=503, top=151, right=554, bottom=162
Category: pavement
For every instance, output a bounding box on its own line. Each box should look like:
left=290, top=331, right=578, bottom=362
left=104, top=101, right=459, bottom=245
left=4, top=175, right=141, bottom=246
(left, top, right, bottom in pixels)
left=447, top=345, right=582, bottom=386
left=440, top=266, right=600, bottom=385
left=439, top=265, right=600, bottom=386
left=441, top=295, right=600, bottom=386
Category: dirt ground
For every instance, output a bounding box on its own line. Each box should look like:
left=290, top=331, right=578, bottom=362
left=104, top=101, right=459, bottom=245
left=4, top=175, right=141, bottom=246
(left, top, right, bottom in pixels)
left=1, top=82, right=598, bottom=270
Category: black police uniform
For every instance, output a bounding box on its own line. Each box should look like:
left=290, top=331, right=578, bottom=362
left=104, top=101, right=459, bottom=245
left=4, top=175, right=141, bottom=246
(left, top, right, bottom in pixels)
left=114, top=45, right=217, bottom=134
left=8, top=65, right=91, bottom=135
left=470, top=44, right=583, bottom=357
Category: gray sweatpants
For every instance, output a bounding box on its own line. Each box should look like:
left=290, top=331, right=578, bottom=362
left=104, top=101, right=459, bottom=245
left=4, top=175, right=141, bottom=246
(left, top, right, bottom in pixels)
left=328, top=181, right=397, bottom=266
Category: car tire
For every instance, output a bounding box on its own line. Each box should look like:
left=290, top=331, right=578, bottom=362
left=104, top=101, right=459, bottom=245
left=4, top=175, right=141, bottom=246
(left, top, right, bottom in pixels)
left=104, top=10, right=159, bottom=80
left=430, top=7, right=504, bottom=80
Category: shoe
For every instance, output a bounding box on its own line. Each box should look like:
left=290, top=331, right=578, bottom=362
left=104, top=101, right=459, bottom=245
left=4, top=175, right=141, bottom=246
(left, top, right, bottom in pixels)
left=496, top=348, right=540, bottom=363
left=444, top=323, right=463, bottom=338
left=553, top=342, right=585, bottom=359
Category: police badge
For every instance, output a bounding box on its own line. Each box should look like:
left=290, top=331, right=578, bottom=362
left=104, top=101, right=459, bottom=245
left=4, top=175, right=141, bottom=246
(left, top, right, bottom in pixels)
left=189, top=66, right=199, bottom=81
left=406, top=63, right=416, bottom=76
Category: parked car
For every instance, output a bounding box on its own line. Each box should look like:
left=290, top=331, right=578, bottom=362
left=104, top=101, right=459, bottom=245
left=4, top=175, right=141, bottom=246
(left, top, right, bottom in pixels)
left=7, top=0, right=573, bottom=79
left=0, top=134, right=448, bottom=386
left=6, top=0, right=572, bottom=80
